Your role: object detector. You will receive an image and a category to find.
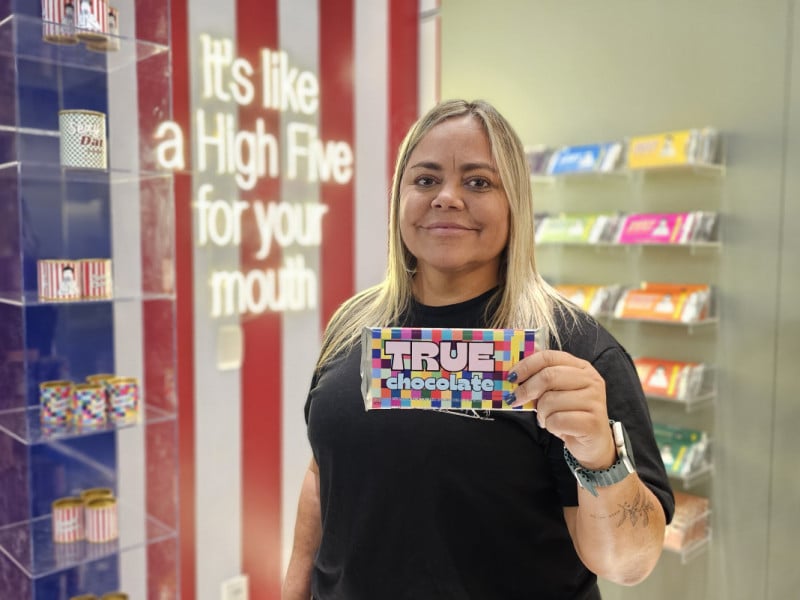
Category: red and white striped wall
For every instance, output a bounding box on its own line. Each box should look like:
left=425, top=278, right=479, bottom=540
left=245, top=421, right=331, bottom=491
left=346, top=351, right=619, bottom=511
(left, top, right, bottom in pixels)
left=163, top=1, right=436, bottom=599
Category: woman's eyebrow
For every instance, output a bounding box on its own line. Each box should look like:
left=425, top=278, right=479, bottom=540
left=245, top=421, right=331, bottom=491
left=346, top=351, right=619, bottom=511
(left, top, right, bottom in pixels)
left=408, top=161, right=497, bottom=173
left=408, top=161, right=442, bottom=171
left=460, top=161, right=497, bottom=173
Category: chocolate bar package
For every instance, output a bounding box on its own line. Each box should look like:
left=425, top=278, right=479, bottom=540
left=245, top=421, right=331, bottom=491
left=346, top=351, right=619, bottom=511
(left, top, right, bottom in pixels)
left=361, top=327, right=536, bottom=411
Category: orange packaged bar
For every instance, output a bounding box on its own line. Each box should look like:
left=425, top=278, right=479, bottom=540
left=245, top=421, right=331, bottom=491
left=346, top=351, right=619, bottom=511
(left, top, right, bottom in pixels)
left=614, top=283, right=710, bottom=323
left=555, top=285, right=601, bottom=313
left=554, top=284, right=620, bottom=317
left=634, top=357, right=702, bottom=400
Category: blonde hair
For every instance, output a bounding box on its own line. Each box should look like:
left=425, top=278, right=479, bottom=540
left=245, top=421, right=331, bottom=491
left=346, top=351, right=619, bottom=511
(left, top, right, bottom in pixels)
left=316, top=99, right=576, bottom=368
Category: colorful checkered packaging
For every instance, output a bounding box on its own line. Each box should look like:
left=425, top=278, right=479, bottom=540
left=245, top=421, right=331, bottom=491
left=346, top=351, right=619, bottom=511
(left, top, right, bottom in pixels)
left=361, top=327, right=536, bottom=411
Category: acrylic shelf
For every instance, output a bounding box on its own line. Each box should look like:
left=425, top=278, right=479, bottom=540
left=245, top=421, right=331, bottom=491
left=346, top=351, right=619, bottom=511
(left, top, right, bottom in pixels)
left=531, top=162, right=725, bottom=185
left=630, top=163, right=725, bottom=178
left=665, top=530, right=712, bottom=565
left=0, top=405, right=176, bottom=446
left=0, top=291, right=176, bottom=309
left=531, top=170, right=630, bottom=185
left=646, top=391, right=716, bottom=413
left=0, top=160, right=173, bottom=185
left=538, top=241, right=722, bottom=253
left=0, top=504, right=176, bottom=579
left=668, top=463, right=713, bottom=491
left=609, top=316, right=719, bottom=333
left=0, top=14, right=168, bottom=73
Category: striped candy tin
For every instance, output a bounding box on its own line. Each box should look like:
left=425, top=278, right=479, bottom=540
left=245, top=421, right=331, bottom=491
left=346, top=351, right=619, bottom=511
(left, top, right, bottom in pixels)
left=38, top=259, right=82, bottom=301
left=85, top=496, right=118, bottom=543
left=41, top=0, right=79, bottom=44
left=80, top=259, right=113, bottom=299
left=52, top=496, right=85, bottom=543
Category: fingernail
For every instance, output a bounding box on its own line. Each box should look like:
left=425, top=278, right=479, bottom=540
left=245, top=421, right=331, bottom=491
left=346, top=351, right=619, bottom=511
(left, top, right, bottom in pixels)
left=507, top=371, right=518, bottom=383
left=503, top=392, right=516, bottom=405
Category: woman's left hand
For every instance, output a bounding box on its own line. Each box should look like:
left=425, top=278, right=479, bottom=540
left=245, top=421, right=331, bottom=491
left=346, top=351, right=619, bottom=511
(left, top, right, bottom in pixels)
left=507, top=349, right=616, bottom=470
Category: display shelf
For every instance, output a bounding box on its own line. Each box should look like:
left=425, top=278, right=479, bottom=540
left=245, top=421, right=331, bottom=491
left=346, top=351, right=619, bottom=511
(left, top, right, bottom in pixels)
left=618, top=241, right=721, bottom=256
left=531, top=170, right=629, bottom=185
left=669, top=463, right=713, bottom=490
left=531, top=163, right=724, bottom=185
left=0, top=505, right=176, bottom=580
left=646, top=391, right=715, bottom=413
left=0, top=291, right=176, bottom=308
left=630, top=163, right=725, bottom=178
left=609, top=316, right=718, bottom=333
left=0, top=4, right=178, bottom=597
left=0, top=405, right=176, bottom=446
left=0, top=14, right=168, bottom=73
left=665, top=531, right=712, bottom=564
left=0, top=160, right=173, bottom=185
left=531, top=129, right=722, bottom=572
left=538, top=241, right=721, bottom=252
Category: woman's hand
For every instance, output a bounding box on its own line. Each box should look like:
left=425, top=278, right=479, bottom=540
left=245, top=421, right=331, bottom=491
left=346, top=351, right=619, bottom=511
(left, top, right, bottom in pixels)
left=507, top=349, right=616, bottom=470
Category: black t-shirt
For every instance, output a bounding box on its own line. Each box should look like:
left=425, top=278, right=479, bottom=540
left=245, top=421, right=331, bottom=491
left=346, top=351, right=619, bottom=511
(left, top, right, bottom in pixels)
left=305, top=289, right=674, bottom=600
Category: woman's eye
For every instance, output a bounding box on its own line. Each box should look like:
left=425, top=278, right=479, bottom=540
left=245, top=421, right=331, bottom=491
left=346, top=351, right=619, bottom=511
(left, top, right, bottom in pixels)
left=466, top=177, right=490, bottom=189
left=415, top=176, right=436, bottom=186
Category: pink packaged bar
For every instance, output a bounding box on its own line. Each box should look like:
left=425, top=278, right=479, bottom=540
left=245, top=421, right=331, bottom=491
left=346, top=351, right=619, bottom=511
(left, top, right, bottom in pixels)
left=616, top=212, right=696, bottom=245
left=361, top=327, right=536, bottom=411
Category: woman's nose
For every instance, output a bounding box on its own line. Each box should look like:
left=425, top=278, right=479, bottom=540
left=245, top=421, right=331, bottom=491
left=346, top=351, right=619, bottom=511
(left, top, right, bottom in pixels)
left=432, top=181, right=464, bottom=209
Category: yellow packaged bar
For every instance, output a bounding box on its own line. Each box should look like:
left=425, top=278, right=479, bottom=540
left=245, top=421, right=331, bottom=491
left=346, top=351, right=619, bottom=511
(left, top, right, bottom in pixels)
left=627, top=129, right=698, bottom=169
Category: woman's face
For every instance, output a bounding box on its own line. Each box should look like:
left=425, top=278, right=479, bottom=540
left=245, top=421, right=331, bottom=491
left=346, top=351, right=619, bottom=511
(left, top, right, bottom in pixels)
left=399, top=115, right=509, bottom=290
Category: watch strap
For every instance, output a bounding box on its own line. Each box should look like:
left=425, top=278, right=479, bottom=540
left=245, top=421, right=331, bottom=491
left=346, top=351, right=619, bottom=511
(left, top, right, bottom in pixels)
left=563, top=420, right=635, bottom=497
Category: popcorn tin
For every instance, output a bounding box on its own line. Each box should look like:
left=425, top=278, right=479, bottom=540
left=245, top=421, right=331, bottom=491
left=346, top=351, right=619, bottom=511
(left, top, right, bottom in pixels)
left=86, top=373, right=114, bottom=404
left=80, top=258, right=113, bottom=299
left=86, top=373, right=115, bottom=387
left=80, top=487, right=114, bottom=502
left=75, top=0, right=108, bottom=42
left=85, top=496, right=118, bottom=543
left=42, top=0, right=79, bottom=44
left=59, top=109, right=107, bottom=170
left=52, top=496, right=85, bottom=543
left=87, top=6, right=120, bottom=52
left=73, top=383, right=107, bottom=428
left=40, top=380, right=74, bottom=425
left=361, top=327, right=536, bottom=410
left=106, top=376, right=140, bottom=424
left=38, top=259, right=82, bottom=301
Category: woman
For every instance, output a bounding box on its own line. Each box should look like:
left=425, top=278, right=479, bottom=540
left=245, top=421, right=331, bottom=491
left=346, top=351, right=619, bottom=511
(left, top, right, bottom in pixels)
left=283, top=99, right=673, bottom=599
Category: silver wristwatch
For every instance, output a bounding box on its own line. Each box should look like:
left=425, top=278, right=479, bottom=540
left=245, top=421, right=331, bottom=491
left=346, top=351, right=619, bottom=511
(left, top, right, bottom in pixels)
left=563, top=420, right=636, bottom=497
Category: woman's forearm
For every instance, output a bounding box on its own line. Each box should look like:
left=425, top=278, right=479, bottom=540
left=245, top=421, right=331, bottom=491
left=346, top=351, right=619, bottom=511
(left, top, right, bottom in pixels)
left=565, top=474, right=666, bottom=586
left=282, top=460, right=322, bottom=600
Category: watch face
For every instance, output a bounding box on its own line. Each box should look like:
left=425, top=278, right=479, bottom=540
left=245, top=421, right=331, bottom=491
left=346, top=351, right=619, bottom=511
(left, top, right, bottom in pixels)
left=612, top=420, right=636, bottom=469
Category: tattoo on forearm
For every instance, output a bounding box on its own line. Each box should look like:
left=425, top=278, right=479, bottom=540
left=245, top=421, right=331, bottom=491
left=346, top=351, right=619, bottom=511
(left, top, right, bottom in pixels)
left=590, top=490, right=656, bottom=528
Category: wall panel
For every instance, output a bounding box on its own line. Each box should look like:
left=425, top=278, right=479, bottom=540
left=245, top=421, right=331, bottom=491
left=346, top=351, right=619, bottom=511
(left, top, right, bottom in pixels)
left=440, top=1, right=798, bottom=598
